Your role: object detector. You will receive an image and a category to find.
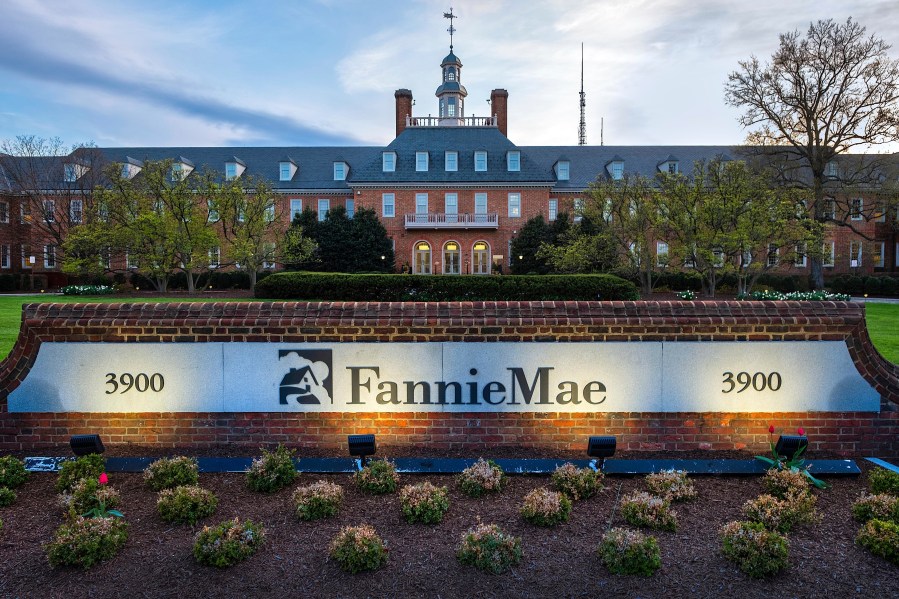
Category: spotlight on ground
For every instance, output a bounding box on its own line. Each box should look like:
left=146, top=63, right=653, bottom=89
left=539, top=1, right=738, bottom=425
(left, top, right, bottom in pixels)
left=587, top=435, right=616, bottom=471
left=70, top=434, right=105, bottom=456
left=774, top=435, right=808, bottom=461
left=348, top=434, right=377, bottom=469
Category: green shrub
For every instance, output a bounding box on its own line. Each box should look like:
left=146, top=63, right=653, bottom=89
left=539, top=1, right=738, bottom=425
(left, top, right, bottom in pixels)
left=852, top=494, right=899, bottom=524
left=880, top=276, right=899, bottom=296
left=354, top=460, right=400, bottom=495
left=45, top=516, right=129, bottom=569
left=62, top=477, right=121, bottom=517
left=245, top=445, right=297, bottom=493
left=741, top=491, right=818, bottom=533
left=598, top=527, right=661, bottom=576
left=255, top=272, right=640, bottom=301
left=61, top=285, right=115, bottom=296
left=329, top=524, right=388, bottom=573
left=520, top=487, right=571, bottom=527
left=645, top=470, right=697, bottom=502
left=456, top=523, right=522, bottom=574
left=193, top=518, right=265, bottom=567
left=870, top=468, right=899, bottom=496
left=399, top=482, right=450, bottom=524
left=551, top=463, right=602, bottom=500
left=0, top=456, right=28, bottom=489
left=763, top=468, right=811, bottom=499
left=157, top=485, right=218, bottom=525
left=0, top=487, right=15, bottom=507
left=856, top=519, right=899, bottom=565
left=143, top=456, right=200, bottom=491
left=56, top=454, right=105, bottom=494
left=720, top=520, right=789, bottom=578
left=619, top=491, right=677, bottom=531
left=458, top=458, right=507, bottom=498
left=292, top=480, right=344, bottom=521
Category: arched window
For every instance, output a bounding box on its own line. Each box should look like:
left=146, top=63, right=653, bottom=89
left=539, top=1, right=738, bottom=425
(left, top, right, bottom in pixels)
left=414, top=241, right=431, bottom=275
left=472, top=241, right=490, bottom=275
left=446, top=68, right=456, bottom=82
left=443, top=241, right=460, bottom=275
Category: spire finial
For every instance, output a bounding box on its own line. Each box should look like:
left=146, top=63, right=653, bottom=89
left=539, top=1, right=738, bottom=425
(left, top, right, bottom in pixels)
left=443, top=8, right=457, bottom=51
left=578, top=43, right=587, bottom=146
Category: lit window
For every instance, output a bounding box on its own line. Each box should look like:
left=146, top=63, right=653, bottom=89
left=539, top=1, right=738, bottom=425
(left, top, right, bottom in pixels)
left=416, top=152, right=429, bottom=172
left=0, top=245, right=9, bottom=269
left=557, top=161, right=570, bottom=180
left=849, top=241, right=862, bottom=267
left=382, top=193, right=395, bottom=218
left=656, top=242, right=669, bottom=267
left=333, top=162, right=347, bottom=181
left=64, top=164, right=77, bottom=182
left=443, top=241, right=461, bottom=275
left=20, top=203, right=31, bottom=224
left=874, top=242, right=885, bottom=267
left=289, top=199, right=302, bottom=221
left=822, top=241, right=835, bottom=267
left=473, top=241, right=490, bottom=275
left=225, top=163, right=238, bottom=180
left=280, top=162, right=293, bottom=181
left=70, top=199, right=83, bottom=224
left=507, top=151, right=520, bottom=172
left=209, top=247, right=220, bottom=269
left=346, top=199, right=355, bottom=218
left=474, top=151, right=487, bottom=172
left=445, top=151, right=458, bottom=172
left=875, top=203, right=886, bottom=222
left=416, top=193, right=429, bottom=215
left=382, top=152, right=396, bottom=172
left=414, top=241, right=431, bottom=274
left=508, top=193, right=521, bottom=218
left=794, top=244, right=807, bottom=267
left=548, top=199, right=557, bottom=221
left=44, top=245, right=57, bottom=269
left=850, top=198, right=863, bottom=220
left=474, top=193, right=487, bottom=217
left=21, top=245, right=32, bottom=269
left=318, top=199, right=330, bottom=221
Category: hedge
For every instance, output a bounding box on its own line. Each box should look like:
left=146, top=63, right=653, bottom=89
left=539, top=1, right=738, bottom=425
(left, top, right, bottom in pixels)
left=254, top=272, right=640, bottom=301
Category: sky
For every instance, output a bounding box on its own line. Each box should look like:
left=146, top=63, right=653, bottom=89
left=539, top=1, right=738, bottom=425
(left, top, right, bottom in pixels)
left=1, top=0, right=898, bottom=150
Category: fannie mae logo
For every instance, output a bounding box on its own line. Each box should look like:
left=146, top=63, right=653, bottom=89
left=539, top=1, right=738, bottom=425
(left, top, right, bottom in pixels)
left=279, top=349, right=333, bottom=405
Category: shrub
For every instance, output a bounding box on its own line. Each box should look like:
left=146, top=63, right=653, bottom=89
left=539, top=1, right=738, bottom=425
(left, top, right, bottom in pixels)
left=852, top=494, right=899, bottom=524
left=741, top=491, right=818, bottom=533
left=0, top=455, right=28, bottom=489
left=292, top=481, right=344, bottom=521
left=856, top=519, right=899, bottom=565
left=56, top=454, right=105, bottom=494
left=763, top=468, right=811, bottom=499
left=0, top=487, right=15, bottom=507
left=720, top=520, right=789, bottom=578
left=619, top=491, right=677, bottom=531
left=551, top=463, right=602, bottom=500
left=61, top=477, right=122, bottom=517
left=456, top=523, right=522, bottom=574
left=645, top=470, right=697, bottom=502
left=597, top=527, right=661, bottom=576
left=458, top=458, right=507, bottom=498
left=328, top=524, right=388, bottom=573
left=157, top=485, right=218, bottom=525
left=193, top=518, right=265, bottom=567
left=61, top=285, right=114, bottom=296
left=245, top=445, right=297, bottom=493
left=520, top=487, right=572, bottom=527
left=870, top=468, right=899, bottom=496
left=143, top=456, right=200, bottom=491
left=354, top=460, right=400, bottom=495
left=399, top=482, right=450, bottom=524
left=45, top=516, right=129, bottom=569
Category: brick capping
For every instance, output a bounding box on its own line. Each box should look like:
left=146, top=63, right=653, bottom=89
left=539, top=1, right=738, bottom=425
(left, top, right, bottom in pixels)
left=1, top=300, right=898, bottom=454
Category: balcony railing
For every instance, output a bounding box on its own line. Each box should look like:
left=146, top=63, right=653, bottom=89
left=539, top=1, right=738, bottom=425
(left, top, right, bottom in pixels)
left=406, top=115, right=496, bottom=127
left=404, top=212, right=499, bottom=229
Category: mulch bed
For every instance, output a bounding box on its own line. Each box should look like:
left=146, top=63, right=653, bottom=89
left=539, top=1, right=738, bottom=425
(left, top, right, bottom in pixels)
left=1, top=449, right=897, bottom=598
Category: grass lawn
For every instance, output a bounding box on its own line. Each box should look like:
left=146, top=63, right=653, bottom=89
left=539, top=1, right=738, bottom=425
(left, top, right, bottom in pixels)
left=863, top=303, right=899, bottom=364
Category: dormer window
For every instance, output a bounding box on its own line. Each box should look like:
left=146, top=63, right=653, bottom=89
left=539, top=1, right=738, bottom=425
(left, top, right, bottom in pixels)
left=556, top=161, right=570, bottom=181
left=416, top=151, right=429, bottom=172
left=170, top=158, right=194, bottom=181
left=507, top=151, right=520, bottom=172
left=445, top=151, right=458, bottom=172
left=382, top=152, right=396, bottom=172
left=474, top=151, right=487, bottom=172
left=333, top=162, right=347, bottom=181
left=658, top=155, right=679, bottom=175
left=279, top=159, right=298, bottom=182
left=64, top=164, right=77, bottom=183
left=225, top=158, right=246, bottom=181
left=668, top=162, right=678, bottom=174
left=608, top=159, right=624, bottom=180
left=826, top=161, right=838, bottom=178
left=121, top=157, right=142, bottom=180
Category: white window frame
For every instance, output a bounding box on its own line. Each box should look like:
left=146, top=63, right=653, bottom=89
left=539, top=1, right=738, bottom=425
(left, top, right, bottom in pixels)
left=44, top=244, right=57, bottom=269
left=874, top=241, right=885, bottom=268
left=382, top=152, right=396, bottom=172
left=875, top=203, right=886, bottom=222
left=416, top=151, right=429, bottom=172
left=793, top=244, right=807, bottom=268
left=508, top=193, right=521, bottom=218
left=850, top=198, right=863, bottom=221
left=507, top=151, right=520, bottom=172
left=207, top=200, right=220, bottom=223
left=381, top=194, right=395, bottom=218
left=333, top=162, right=347, bottom=181
left=826, top=161, right=838, bottom=177
left=264, top=201, right=276, bottom=223
left=69, top=199, right=83, bottom=224
left=445, top=193, right=458, bottom=219
left=317, top=199, right=330, bottom=222
left=850, top=240, right=863, bottom=267
left=415, top=193, right=429, bottom=215
left=208, top=246, right=220, bottom=269
left=822, top=241, right=835, bottom=267
left=43, top=200, right=55, bottom=223
left=474, top=193, right=487, bottom=216
left=573, top=198, right=584, bottom=222
left=289, top=199, right=303, bottom=221
left=548, top=199, right=558, bottom=221
left=443, top=241, right=461, bottom=275
left=262, top=243, right=276, bottom=270
left=474, top=151, right=487, bottom=172
left=445, top=151, right=458, bottom=172
left=225, top=162, right=238, bottom=181
left=610, top=162, right=624, bottom=180
left=345, top=198, right=355, bottom=218
left=557, top=161, right=570, bottom=180
left=656, top=242, right=669, bottom=267
left=472, top=241, right=490, bottom=275
left=280, top=162, right=291, bottom=181
left=64, top=164, right=77, bottom=182
left=767, top=244, right=779, bottom=267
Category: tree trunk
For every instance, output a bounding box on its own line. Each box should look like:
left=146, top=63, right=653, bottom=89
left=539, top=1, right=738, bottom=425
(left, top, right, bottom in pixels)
left=186, top=269, right=196, bottom=293
left=811, top=175, right=826, bottom=289
left=249, top=269, right=258, bottom=292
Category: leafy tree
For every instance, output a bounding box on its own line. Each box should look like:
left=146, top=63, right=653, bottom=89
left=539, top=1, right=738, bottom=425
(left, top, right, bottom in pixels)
left=509, top=214, right=570, bottom=274
left=725, top=17, right=899, bottom=288
left=286, top=206, right=394, bottom=273
left=535, top=216, right=618, bottom=275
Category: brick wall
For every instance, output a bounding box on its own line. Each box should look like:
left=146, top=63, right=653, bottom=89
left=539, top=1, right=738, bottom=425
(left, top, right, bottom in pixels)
left=1, top=301, right=898, bottom=455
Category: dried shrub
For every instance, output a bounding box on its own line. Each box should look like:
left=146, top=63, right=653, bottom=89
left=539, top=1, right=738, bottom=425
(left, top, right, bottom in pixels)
left=763, top=468, right=811, bottom=499
left=399, top=482, right=450, bottom=524
left=0, top=455, right=28, bottom=489
left=354, top=460, right=399, bottom=495
left=246, top=445, right=297, bottom=493
left=520, top=487, right=571, bottom=527
left=619, top=491, right=677, bottom=531
left=551, top=463, right=602, bottom=500
left=720, top=520, right=789, bottom=578
left=45, top=516, right=129, bottom=569
left=852, top=494, right=899, bottom=524
left=458, top=458, right=507, bottom=498
left=143, top=456, right=199, bottom=491
left=869, top=468, right=899, bottom=496
left=0, top=487, right=15, bottom=507
left=157, top=485, right=218, bottom=525
left=597, top=527, right=661, bottom=576
left=856, top=518, right=899, bottom=565
left=741, top=490, right=818, bottom=533
left=56, top=454, right=105, bottom=494
left=293, top=481, right=344, bottom=521
left=61, top=477, right=121, bottom=517
left=329, top=524, right=388, bottom=573
left=193, top=518, right=265, bottom=567
left=456, top=523, right=522, bottom=574
left=645, top=470, right=697, bottom=502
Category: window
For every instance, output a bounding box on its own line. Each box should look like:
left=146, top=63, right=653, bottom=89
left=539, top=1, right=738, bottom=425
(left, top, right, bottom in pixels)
left=822, top=198, right=836, bottom=220
left=447, top=96, right=456, bottom=117
left=416, top=151, right=429, bottom=172
left=668, top=161, right=679, bottom=174
left=415, top=193, right=429, bottom=215
left=610, top=161, right=624, bottom=180
left=264, top=201, right=276, bottom=223
left=382, top=194, right=395, bottom=218
left=0, top=245, right=9, bottom=269
left=507, top=151, right=520, bottom=172
left=21, top=245, right=32, bottom=269
left=225, top=163, right=238, bottom=180
left=444, top=193, right=458, bottom=221
left=346, top=199, right=355, bottom=218
left=64, top=164, right=77, bottom=182
left=100, top=247, right=111, bottom=270
left=850, top=240, right=863, bottom=267
left=20, top=203, right=31, bottom=224
left=850, top=198, right=863, bottom=220
left=209, top=247, right=220, bottom=269
left=713, top=248, right=725, bottom=268
left=794, top=244, right=807, bottom=267
left=333, top=162, right=347, bottom=180
left=443, top=241, right=461, bottom=275
left=656, top=242, right=669, bottom=267
left=557, top=161, right=570, bottom=180
left=44, top=245, right=56, bottom=269
left=262, top=243, right=276, bottom=270
left=822, top=241, right=835, bottom=267
left=414, top=241, right=431, bottom=274
left=0, top=201, right=9, bottom=224
left=767, top=244, right=779, bottom=267
left=474, top=151, right=487, bottom=172
left=207, top=200, right=220, bottom=222
left=826, top=161, right=838, bottom=178
left=508, top=193, right=521, bottom=218
left=573, top=198, right=584, bottom=222
left=382, top=152, right=396, bottom=172
left=445, top=151, right=458, bottom=172
left=548, top=199, right=558, bottom=221
left=279, top=162, right=293, bottom=181
left=472, top=241, right=490, bottom=275
left=446, top=68, right=456, bottom=82
left=874, top=242, right=885, bottom=268
left=875, top=203, right=886, bottom=222
left=126, top=252, right=138, bottom=270
left=289, top=199, right=303, bottom=221
left=317, top=199, right=330, bottom=221
left=70, top=199, right=83, bottom=224
left=474, top=193, right=488, bottom=220
left=171, top=163, right=184, bottom=181
left=43, top=200, right=55, bottom=223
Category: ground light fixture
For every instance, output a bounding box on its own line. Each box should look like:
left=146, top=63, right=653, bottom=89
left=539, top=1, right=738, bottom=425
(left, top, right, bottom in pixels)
left=348, top=434, right=377, bottom=468
left=587, top=435, right=616, bottom=471
left=70, top=434, right=105, bottom=456
left=774, top=434, right=808, bottom=461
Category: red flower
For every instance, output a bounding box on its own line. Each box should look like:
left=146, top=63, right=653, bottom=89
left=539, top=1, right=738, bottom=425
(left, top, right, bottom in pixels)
left=768, top=425, right=775, bottom=434
left=98, top=472, right=109, bottom=485
left=797, top=427, right=805, bottom=437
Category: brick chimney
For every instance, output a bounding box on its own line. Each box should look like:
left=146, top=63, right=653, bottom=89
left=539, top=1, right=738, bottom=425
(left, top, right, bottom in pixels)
left=490, top=89, right=508, bottom=137
left=395, top=89, right=413, bottom=137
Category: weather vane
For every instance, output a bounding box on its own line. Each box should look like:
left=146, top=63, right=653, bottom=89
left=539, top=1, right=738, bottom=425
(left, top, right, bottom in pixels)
left=443, top=7, right=457, bottom=51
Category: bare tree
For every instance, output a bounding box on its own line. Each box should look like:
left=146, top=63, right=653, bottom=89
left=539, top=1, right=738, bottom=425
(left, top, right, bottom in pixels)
left=725, top=18, right=899, bottom=287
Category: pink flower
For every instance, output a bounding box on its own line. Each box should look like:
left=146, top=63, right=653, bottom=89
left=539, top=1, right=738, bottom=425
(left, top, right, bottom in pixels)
left=768, top=425, right=775, bottom=434
left=797, top=427, right=805, bottom=437
left=98, top=472, right=109, bottom=485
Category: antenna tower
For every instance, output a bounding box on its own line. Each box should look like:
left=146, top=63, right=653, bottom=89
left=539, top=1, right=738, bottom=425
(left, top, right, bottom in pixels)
left=578, top=43, right=587, bottom=146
